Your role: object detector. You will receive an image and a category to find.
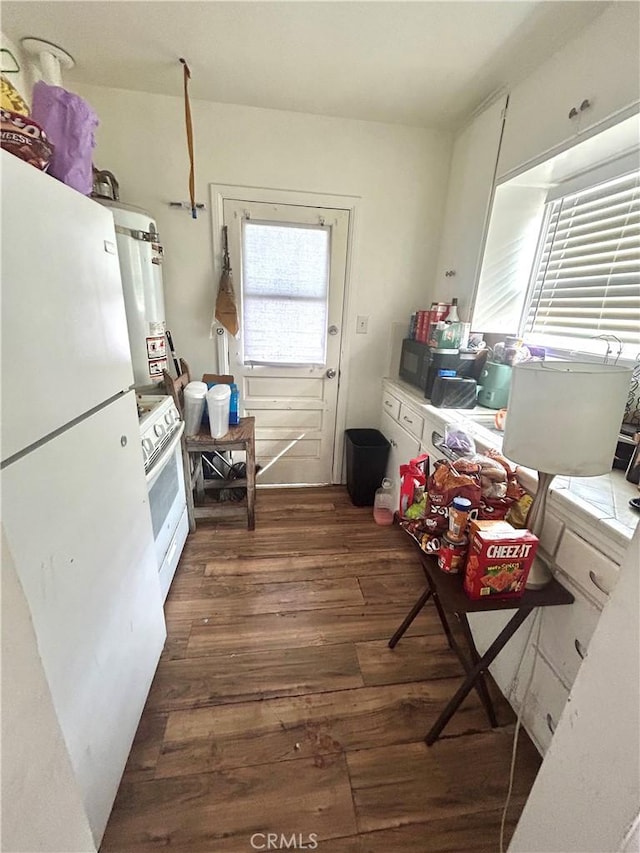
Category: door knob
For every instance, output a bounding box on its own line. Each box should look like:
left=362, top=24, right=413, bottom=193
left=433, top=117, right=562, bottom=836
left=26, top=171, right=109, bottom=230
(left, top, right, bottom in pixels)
left=326, top=368, right=337, bottom=379
left=328, top=325, right=339, bottom=336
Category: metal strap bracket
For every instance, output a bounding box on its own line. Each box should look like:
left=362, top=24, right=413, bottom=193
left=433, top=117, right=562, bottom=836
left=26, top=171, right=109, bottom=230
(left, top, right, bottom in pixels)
left=115, top=224, right=160, bottom=243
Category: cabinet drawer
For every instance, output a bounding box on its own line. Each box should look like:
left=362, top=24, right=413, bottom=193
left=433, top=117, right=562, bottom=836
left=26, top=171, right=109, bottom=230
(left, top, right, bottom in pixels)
left=538, top=576, right=601, bottom=689
left=555, top=529, right=618, bottom=606
left=514, top=645, right=569, bottom=755
left=382, top=390, right=401, bottom=421
left=398, top=404, right=424, bottom=441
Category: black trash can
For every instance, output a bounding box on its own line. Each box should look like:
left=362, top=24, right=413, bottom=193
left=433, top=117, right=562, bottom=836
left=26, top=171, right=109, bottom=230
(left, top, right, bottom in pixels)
left=344, top=429, right=391, bottom=507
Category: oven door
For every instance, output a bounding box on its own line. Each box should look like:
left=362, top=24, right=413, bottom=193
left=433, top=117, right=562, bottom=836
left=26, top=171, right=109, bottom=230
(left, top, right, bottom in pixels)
left=146, top=422, right=186, bottom=582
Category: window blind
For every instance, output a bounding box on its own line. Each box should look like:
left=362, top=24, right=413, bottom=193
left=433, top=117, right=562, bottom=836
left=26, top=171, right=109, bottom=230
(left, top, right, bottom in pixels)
left=522, top=170, right=640, bottom=356
left=241, top=220, right=330, bottom=366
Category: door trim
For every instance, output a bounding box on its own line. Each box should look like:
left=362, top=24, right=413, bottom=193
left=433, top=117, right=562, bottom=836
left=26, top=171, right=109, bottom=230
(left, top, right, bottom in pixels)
left=209, top=182, right=360, bottom=484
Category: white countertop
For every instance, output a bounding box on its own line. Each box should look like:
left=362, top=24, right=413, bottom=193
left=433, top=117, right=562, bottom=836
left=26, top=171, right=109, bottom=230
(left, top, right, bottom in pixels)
left=384, top=377, right=639, bottom=559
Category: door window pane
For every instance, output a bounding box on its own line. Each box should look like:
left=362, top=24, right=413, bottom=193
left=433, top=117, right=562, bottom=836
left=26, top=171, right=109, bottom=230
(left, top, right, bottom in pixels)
left=242, top=221, right=330, bottom=365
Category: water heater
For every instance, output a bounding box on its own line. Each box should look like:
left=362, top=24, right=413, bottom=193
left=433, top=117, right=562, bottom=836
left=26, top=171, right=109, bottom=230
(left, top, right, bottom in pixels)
left=100, top=200, right=167, bottom=386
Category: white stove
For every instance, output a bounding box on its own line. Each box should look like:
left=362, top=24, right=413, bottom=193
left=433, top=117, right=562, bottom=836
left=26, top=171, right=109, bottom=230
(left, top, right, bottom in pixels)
left=136, top=392, right=187, bottom=601
left=137, top=393, right=182, bottom=474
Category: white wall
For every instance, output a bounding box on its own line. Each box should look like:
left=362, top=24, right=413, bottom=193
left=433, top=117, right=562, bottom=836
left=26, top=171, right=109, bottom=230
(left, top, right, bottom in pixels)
left=1, top=529, right=95, bottom=853
left=509, top=525, right=640, bottom=853
left=74, top=82, right=451, bottom=427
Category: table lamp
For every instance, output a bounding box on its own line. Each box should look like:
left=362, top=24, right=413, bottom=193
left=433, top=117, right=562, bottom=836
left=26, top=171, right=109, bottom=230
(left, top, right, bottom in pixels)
left=502, top=361, right=632, bottom=588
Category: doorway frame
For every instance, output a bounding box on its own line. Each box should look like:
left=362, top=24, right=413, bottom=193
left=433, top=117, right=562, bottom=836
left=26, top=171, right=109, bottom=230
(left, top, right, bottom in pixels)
left=209, top=182, right=361, bottom=484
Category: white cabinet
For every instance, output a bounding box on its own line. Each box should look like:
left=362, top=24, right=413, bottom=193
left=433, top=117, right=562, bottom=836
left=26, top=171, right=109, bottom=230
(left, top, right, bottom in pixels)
left=512, top=644, right=570, bottom=755
left=380, top=410, right=420, bottom=512
left=497, top=3, right=640, bottom=178
left=398, top=404, right=424, bottom=442
left=431, top=95, right=507, bottom=318
left=555, top=529, right=619, bottom=607
left=382, top=388, right=401, bottom=421
left=420, top=412, right=446, bottom=465
left=538, top=575, right=601, bottom=689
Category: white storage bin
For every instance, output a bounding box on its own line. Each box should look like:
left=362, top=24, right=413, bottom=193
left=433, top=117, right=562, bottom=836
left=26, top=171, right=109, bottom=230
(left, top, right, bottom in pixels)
left=183, top=381, right=208, bottom=435
left=207, top=384, right=231, bottom=439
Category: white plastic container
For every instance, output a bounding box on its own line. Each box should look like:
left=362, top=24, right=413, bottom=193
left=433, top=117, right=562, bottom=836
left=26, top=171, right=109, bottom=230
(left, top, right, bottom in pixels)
left=183, top=381, right=208, bottom=435
left=207, top=384, right=231, bottom=439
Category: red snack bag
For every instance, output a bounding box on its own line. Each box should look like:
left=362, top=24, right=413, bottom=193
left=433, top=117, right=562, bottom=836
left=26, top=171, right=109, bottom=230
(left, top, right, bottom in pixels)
left=478, top=496, right=513, bottom=521
left=1, top=108, right=54, bottom=172
left=398, top=517, right=443, bottom=556
left=463, top=524, right=539, bottom=600
left=399, top=453, right=429, bottom=517
left=428, top=460, right=481, bottom=507
left=420, top=498, right=450, bottom=537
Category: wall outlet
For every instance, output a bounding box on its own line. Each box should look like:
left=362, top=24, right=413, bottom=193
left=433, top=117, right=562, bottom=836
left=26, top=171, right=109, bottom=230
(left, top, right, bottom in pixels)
left=356, top=315, right=369, bottom=334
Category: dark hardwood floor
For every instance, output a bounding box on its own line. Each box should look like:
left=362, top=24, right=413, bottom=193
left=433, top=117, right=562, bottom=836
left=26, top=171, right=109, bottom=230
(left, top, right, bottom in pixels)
left=101, top=487, right=541, bottom=852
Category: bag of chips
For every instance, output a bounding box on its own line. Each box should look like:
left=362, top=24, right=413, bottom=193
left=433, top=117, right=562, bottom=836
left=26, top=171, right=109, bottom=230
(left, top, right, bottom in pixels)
left=1, top=108, right=53, bottom=171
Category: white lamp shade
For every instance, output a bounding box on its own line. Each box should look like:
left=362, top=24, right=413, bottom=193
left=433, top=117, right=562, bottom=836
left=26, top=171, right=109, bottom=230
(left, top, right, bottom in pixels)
left=502, top=361, right=632, bottom=476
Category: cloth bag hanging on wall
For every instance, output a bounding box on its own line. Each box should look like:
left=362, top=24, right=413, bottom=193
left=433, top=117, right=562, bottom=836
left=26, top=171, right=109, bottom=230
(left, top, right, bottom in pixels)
left=214, top=225, right=239, bottom=337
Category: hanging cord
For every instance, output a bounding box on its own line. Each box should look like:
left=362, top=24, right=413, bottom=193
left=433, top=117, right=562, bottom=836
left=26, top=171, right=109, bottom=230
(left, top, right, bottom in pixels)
left=499, top=609, right=544, bottom=853
left=179, top=57, right=197, bottom=219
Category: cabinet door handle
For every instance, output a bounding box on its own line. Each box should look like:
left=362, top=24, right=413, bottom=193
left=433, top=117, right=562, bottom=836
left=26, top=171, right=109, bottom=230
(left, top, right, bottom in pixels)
left=403, top=415, right=414, bottom=424
left=385, top=400, right=393, bottom=408
left=579, top=98, right=591, bottom=112
left=589, top=570, right=610, bottom=596
left=568, top=106, right=579, bottom=119
left=574, top=638, right=586, bottom=660
left=546, top=713, right=556, bottom=735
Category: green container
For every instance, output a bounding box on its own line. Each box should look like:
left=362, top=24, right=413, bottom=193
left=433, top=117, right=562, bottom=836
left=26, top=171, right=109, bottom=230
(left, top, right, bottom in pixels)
left=429, top=322, right=462, bottom=349
left=477, top=361, right=512, bottom=409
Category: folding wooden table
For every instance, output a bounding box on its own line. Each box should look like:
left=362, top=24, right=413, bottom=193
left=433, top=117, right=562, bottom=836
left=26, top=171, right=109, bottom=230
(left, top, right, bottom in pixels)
left=389, top=549, right=574, bottom=745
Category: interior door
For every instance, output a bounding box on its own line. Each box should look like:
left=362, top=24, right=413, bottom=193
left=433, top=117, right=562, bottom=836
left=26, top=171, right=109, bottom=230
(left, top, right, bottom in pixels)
left=223, top=199, right=349, bottom=485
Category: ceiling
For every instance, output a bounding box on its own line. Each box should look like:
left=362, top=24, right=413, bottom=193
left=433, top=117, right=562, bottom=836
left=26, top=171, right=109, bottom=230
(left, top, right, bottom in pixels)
left=2, top=1, right=610, bottom=129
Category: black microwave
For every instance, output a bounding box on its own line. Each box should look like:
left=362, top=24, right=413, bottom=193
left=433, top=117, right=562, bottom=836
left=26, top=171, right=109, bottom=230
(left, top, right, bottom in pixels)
left=399, top=339, right=431, bottom=390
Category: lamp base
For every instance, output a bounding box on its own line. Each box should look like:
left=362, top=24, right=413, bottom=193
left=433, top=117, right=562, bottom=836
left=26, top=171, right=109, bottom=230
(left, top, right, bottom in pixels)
left=525, top=553, right=553, bottom=589
left=524, top=471, right=555, bottom=589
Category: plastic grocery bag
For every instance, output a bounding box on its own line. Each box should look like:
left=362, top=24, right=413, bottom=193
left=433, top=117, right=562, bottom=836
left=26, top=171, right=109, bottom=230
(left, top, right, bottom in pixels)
left=31, top=81, right=98, bottom=194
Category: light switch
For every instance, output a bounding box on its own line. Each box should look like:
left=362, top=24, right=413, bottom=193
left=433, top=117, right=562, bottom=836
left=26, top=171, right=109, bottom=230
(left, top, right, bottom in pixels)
left=356, top=315, right=369, bottom=334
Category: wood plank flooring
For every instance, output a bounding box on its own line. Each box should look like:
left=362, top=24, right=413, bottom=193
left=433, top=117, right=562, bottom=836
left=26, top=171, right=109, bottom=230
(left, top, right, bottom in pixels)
left=101, top=487, right=541, bottom=853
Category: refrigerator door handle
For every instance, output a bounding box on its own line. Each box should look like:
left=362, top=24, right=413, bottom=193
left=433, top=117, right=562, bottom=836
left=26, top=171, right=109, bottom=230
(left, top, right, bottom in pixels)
left=146, top=422, right=185, bottom=486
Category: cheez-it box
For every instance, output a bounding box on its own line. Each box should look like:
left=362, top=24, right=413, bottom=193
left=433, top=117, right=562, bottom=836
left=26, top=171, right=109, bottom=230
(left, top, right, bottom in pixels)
left=463, top=522, right=539, bottom=600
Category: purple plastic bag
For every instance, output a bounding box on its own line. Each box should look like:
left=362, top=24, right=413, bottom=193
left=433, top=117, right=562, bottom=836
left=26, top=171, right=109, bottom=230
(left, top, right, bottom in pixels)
left=31, top=81, right=98, bottom=194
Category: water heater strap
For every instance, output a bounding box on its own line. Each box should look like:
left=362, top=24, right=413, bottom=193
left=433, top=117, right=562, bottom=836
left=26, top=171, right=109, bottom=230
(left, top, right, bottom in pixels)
left=115, top=225, right=161, bottom=246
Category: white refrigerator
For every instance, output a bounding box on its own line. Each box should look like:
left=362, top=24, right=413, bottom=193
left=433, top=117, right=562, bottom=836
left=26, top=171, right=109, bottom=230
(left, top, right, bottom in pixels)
left=1, top=151, right=166, bottom=847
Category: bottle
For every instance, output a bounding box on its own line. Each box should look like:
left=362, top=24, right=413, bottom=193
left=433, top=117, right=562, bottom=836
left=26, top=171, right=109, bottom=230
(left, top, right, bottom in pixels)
left=445, top=298, right=460, bottom=324
left=373, top=478, right=395, bottom=526
left=448, top=496, right=472, bottom=542
left=229, top=383, right=240, bottom=426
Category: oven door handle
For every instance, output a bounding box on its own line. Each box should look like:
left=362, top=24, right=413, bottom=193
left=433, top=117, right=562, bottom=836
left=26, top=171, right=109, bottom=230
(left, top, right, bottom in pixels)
left=146, top=422, right=185, bottom=486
